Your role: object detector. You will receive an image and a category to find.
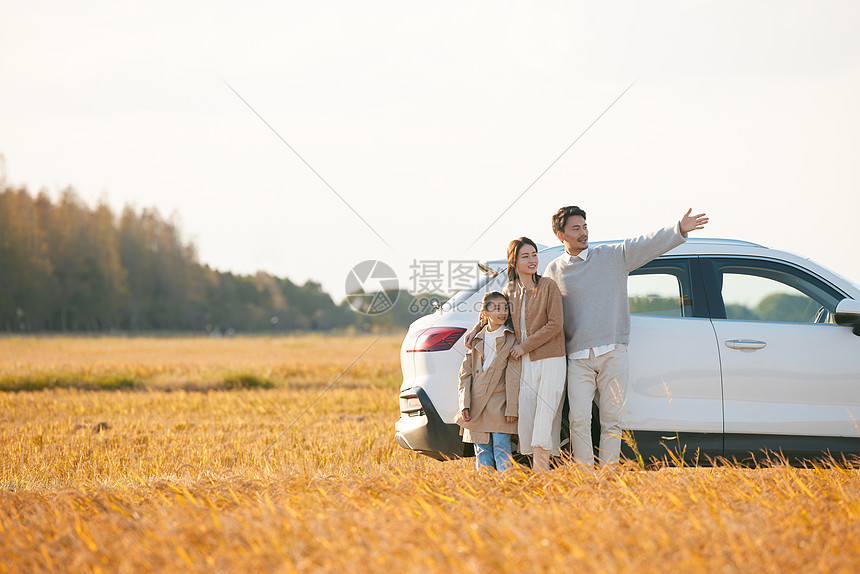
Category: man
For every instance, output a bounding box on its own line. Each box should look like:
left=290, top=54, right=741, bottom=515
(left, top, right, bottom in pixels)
left=543, top=206, right=708, bottom=467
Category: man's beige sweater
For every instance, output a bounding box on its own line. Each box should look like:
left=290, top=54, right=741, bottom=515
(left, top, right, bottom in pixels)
left=543, top=223, right=687, bottom=355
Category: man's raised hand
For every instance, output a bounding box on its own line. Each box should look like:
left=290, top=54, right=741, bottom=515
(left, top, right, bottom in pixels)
left=680, top=208, right=709, bottom=233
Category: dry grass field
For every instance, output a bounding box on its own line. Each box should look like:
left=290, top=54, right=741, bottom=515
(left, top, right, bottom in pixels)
left=0, top=334, right=858, bottom=573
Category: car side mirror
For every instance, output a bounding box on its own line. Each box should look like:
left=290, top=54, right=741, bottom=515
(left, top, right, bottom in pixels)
left=835, top=298, right=860, bottom=336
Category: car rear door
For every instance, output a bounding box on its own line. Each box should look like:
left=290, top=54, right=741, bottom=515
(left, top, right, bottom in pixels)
left=701, top=257, right=860, bottom=461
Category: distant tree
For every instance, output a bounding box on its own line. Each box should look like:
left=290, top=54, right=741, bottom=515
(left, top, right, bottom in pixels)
left=757, top=293, right=817, bottom=323
left=88, top=201, right=127, bottom=328
left=0, top=187, right=54, bottom=330
left=629, top=295, right=682, bottom=316
left=351, top=290, right=441, bottom=332
left=725, top=304, right=759, bottom=321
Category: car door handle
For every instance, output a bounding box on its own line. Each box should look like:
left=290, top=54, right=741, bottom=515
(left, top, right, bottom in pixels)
left=725, top=339, right=767, bottom=350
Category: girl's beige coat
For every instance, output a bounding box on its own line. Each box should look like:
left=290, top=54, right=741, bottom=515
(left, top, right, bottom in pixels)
left=456, top=325, right=521, bottom=444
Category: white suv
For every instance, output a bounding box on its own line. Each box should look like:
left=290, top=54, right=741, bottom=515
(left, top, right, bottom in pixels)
left=394, top=239, right=860, bottom=464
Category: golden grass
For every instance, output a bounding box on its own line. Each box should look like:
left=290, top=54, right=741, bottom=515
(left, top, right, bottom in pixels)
left=0, top=335, right=858, bottom=573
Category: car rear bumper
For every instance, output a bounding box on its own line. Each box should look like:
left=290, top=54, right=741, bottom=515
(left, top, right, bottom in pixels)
left=394, top=387, right=469, bottom=461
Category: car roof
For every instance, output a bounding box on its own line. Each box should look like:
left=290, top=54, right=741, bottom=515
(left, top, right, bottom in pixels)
left=482, top=238, right=859, bottom=297
left=534, top=237, right=774, bottom=258
left=537, top=237, right=763, bottom=252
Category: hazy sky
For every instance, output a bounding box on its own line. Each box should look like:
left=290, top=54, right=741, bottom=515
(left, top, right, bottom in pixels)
left=3, top=1, right=859, bottom=302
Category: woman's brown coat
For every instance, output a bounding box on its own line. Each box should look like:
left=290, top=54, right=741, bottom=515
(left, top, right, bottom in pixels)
left=502, top=276, right=566, bottom=360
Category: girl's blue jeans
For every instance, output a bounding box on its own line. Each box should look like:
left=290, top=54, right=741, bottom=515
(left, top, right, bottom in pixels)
left=474, top=433, right=513, bottom=471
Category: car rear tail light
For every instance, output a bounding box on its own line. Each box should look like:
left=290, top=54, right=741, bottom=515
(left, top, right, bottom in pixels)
left=405, top=397, right=422, bottom=410
left=406, top=327, right=467, bottom=352
left=402, top=395, right=424, bottom=416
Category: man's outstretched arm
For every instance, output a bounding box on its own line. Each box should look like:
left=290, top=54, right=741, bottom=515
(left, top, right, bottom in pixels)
left=623, top=208, right=709, bottom=272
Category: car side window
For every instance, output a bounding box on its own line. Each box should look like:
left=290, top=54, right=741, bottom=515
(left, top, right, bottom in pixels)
left=629, top=258, right=701, bottom=318
left=705, top=258, right=843, bottom=324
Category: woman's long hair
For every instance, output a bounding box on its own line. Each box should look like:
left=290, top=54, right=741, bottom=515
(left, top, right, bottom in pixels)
left=507, top=236, right=541, bottom=286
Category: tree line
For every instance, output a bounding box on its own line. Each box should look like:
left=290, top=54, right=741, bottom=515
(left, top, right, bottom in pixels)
left=0, top=185, right=426, bottom=333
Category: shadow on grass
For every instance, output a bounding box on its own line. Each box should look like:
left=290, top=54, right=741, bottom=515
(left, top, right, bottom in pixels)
left=0, top=375, right=139, bottom=392
left=221, top=373, right=276, bottom=390
left=0, top=372, right=276, bottom=392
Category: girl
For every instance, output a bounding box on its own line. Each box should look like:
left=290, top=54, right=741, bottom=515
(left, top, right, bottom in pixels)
left=456, top=291, right=520, bottom=471
left=466, top=238, right=566, bottom=471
